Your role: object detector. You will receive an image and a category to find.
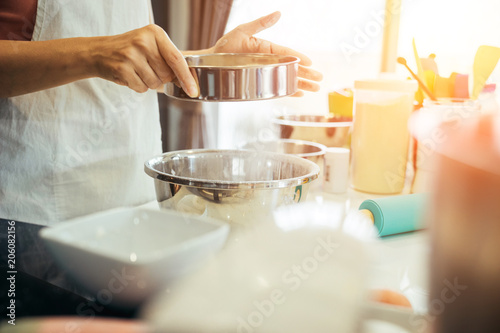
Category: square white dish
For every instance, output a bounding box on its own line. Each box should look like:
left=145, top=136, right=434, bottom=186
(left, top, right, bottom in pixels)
left=40, top=207, right=229, bottom=308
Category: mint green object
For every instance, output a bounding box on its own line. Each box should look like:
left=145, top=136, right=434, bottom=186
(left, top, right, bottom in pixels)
left=358, top=193, right=428, bottom=237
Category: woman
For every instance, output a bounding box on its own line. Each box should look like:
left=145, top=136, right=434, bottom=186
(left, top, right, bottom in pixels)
left=0, top=0, right=322, bottom=225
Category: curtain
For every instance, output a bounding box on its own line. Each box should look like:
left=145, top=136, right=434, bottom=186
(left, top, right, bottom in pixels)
left=152, top=0, right=233, bottom=151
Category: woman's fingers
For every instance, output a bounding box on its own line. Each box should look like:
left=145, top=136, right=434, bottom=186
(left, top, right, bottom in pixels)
left=153, top=26, right=199, bottom=97
left=146, top=47, right=176, bottom=84
left=298, top=65, right=323, bottom=82
left=104, top=23, right=321, bottom=97
left=244, top=40, right=322, bottom=93
left=290, top=79, right=321, bottom=97
left=116, top=69, right=149, bottom=93
left=130, top=71, right=150, bottom=93
left=298, top=79, right=320, bottom=92
left=249, top=38, right=313, bottom=67
left=210, top=13, right=322, bottom=97
left=272, top=44, right=313, bottom=67
left=134, top=61, right=163, bottom=89
left=237, top=11, right=281, bottom=36
left=93, top=25, right=195, bottom=95
left=290, top=91, right=305, bottom=97
left=296, top=66, right=323, bottom=93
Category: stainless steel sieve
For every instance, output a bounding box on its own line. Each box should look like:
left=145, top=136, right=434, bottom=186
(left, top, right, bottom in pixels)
left=164, top=53, right=299, bottom=101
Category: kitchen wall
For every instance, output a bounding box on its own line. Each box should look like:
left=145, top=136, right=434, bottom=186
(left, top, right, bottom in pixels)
left=217, top=0, right=500, bottom=148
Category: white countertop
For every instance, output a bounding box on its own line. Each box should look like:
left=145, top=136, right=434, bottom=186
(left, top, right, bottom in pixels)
left=309, top=189, right=430, bottom=332
left=142, top=187, right=430, bottom=333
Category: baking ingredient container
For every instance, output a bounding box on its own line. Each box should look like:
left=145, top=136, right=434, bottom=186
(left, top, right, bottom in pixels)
left=323, top=147, right=350, bottom=194
left=350, top=79, right=418, bottom=194
left=409, top=98, right=481, bottom=193
left=428, top=114, right=500, bottom=333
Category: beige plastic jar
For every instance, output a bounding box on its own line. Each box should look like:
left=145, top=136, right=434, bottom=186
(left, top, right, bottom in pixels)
left=350, top=79, right=418, bottom=194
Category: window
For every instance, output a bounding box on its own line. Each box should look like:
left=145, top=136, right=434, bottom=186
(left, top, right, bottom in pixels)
left=218, top=0, right=500, bottom=148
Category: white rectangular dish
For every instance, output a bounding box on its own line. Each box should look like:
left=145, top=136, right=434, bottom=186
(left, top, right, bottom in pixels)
left=40, top=207, right=229, bottom=308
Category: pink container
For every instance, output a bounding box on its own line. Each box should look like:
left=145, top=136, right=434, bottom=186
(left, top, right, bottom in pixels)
left=427, top=114, right=500, bottom=333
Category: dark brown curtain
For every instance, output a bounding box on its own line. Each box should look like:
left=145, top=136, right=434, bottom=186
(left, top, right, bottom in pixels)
left=189, top=0, right=233, bottom=50
left=151, top=0, right=233, bottom=152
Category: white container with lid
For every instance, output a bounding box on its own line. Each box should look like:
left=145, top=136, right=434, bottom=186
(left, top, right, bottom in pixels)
left=323, top=147, right=350, bottom=194
left=350, top=79, right=418, bottom=194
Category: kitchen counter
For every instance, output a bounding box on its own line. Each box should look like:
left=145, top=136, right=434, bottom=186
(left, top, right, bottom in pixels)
left=307, top=189, right=430, bottom=332
left=0, top=188, right=430, bottom=331
left=309, top=189, right=429, bottom=306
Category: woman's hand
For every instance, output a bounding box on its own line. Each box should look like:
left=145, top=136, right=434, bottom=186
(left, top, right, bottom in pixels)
left=0, top=15, right=319, bottom=98
left=0, top=24, right=200, bottom=98
left=208, top=11, right=323, bottom=97
left=91, top=24, right=199, bottom=97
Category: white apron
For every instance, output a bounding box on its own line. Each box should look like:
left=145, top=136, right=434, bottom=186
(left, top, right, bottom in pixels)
left=0, top=0, right=161, bottom=225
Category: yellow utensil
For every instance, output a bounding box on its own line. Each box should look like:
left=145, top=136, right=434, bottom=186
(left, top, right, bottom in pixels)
left=397, top=57, right=437, bottom=101
left=472, top=45, right=500, bottom=99
left=412, top=39, right=426, bottom=104
left=424, top=70, right=436, bottom=95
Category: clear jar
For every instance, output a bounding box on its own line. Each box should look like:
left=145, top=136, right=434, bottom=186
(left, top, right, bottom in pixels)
left=350, top=79, right=418, bottom=194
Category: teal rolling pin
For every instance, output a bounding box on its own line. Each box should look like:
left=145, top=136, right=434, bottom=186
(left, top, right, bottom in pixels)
left=358, top=193, right=428, bottom=237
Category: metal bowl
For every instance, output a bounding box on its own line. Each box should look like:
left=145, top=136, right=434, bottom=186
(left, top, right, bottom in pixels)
left=144, top=149, right=319, bottom=226
left=164, top=53, right=299, bottom=101
left=272, top=115, right=352, bottom=148
left=240, top=138, right=326, bottom=175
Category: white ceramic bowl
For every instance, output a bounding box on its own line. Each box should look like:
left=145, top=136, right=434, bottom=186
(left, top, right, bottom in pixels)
left=40, top=207, right=229, bottom=308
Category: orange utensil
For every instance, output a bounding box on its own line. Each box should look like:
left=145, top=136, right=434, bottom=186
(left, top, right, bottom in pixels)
left=397, top=57, right=437, bottom=101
